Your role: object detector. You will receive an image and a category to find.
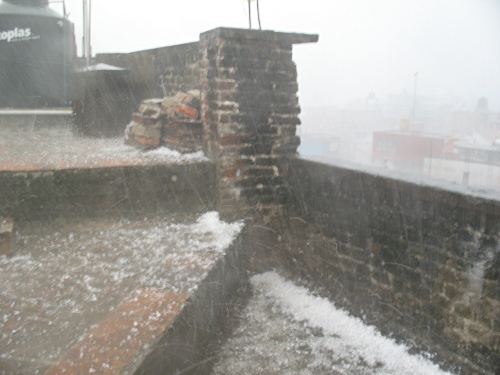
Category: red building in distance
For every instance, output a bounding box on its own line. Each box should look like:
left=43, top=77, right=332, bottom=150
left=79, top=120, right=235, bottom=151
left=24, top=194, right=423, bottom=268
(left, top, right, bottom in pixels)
left=372, top=129, right=459, bottom=170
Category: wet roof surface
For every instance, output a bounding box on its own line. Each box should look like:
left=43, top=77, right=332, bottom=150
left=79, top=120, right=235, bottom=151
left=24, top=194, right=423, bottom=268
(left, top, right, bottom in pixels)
left=0, top=120, right=207, bottom=172
left=0, top=212, right=242, bottom=374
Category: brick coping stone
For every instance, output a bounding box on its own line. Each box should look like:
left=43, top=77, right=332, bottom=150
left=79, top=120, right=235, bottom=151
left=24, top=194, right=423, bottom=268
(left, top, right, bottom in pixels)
left=200, top=27, right=319, bottom=45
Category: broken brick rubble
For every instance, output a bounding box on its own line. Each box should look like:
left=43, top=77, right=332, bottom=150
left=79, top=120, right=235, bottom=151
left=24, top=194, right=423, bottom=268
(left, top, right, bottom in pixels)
left=125, top=90, right=202, bottom=152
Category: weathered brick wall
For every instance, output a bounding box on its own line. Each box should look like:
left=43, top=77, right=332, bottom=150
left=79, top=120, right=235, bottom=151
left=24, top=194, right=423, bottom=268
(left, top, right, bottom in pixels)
left=0, top=163, right=215, bottom=221
left=199, top=28, right=318, bottom=221
left=282, top=159, right=500, bottom=374
left=154, top=42, right=200, bottom=97
left=96, top=42, right=200, bottom=100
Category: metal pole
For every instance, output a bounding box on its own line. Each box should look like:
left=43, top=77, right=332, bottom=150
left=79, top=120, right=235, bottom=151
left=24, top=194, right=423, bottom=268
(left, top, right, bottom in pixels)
left=248, top=0, right=251, bottom=29
left=62, top=14, right=67, bottom=101
left=257, top=0, right=261, bottom=30
left=83, top=0, right=87, bottom=61
left=412, top=72, right=418, bottom=127
left=88, top=0, right=91, bottom=64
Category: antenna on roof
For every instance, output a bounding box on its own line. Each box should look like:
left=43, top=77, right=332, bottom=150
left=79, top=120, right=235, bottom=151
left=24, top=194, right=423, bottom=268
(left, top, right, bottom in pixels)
left=412, top=72, right=418, bottom=127
left=247, top=0, right=262, bottom=30
left=82, top=0, right=91, bottom=67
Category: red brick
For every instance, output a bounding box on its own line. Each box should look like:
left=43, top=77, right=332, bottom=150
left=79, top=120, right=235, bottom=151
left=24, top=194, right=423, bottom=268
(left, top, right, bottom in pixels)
left=217, top=113, right=235, bottom=124
left=217, top=91, right=238, bottom=102
left=175, top=104, right=199, bottom=119
left=217, top=134, right=250, bottom=146
left=215, top=79, right=237, bottom=91
left=223, top=168, right=239, bottom=179
left=278, top=125, right=298, bottom=136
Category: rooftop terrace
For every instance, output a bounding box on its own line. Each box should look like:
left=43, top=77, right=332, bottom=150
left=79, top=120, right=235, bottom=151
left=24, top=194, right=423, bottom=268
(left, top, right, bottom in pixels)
left=0, top=114, right=244, bottom=374
left=0, top=118, right=473, bottom=375
left=1, top=26, right=498, bottom=374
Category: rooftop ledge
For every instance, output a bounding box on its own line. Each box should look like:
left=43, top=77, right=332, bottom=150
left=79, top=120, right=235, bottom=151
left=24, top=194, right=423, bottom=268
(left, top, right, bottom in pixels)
left=200, top=27, right=319, bottom=45
left=0, top=108, right=73, bottom=116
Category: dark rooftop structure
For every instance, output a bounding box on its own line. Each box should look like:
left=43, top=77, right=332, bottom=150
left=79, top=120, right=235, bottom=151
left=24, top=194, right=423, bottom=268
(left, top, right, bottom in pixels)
left=0, top=0, right=74, bottom=108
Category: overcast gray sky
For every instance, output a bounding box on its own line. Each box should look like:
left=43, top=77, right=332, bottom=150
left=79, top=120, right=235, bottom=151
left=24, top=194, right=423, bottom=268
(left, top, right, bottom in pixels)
left=58, top=0, right=500, bottom=109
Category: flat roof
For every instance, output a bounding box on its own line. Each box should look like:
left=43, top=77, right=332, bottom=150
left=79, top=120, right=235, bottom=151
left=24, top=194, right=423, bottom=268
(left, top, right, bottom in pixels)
left=373, top=130, right=452, bottom=140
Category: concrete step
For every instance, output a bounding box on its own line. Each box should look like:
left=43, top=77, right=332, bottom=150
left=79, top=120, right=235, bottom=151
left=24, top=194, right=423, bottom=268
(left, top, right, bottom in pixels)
left=0, top=119, right=214, bottom=221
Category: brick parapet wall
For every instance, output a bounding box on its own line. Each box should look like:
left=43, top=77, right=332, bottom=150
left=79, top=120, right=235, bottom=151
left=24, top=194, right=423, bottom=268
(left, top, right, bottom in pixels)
left=96, top=42, right=200, bottom=100
left=199, top=28, right=318, bottom=221
left=153, top=42, right=200, bottom=97
left=282, top=159, right=500, bottom=374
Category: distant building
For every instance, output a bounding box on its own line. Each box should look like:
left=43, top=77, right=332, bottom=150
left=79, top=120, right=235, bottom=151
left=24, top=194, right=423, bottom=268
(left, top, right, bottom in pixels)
left=372, top=130, right=458, bottom=169
left=449, top=110, right=500, bottom=139
left=454, top=141, right=500, bottom=166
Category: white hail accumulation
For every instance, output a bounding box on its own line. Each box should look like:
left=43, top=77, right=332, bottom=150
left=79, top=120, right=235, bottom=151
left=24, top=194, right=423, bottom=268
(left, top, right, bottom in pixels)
left=213, top=271, right=454, bottom=375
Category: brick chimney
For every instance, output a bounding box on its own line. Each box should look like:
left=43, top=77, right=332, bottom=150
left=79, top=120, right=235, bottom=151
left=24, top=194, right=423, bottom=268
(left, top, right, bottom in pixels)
left=199, top=28, right=318, bottom=221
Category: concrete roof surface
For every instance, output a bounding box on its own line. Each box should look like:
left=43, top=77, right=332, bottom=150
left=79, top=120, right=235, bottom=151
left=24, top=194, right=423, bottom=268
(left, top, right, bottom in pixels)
left=0, top=121, right=207, bottom=172
left=0, top=212, right=243, bottom=374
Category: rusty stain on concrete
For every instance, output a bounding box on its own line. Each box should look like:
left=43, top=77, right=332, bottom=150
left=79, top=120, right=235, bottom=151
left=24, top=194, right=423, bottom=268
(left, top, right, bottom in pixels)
left=46, top=289, right=189, bottom=375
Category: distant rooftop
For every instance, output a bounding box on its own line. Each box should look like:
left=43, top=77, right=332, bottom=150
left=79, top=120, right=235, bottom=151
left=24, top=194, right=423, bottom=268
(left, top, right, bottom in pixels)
left=373, top=129, right=454, bottom=140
